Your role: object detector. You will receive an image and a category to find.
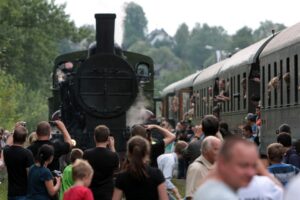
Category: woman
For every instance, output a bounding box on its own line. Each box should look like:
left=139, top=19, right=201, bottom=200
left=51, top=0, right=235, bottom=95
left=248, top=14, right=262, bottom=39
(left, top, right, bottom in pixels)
left=112, top=136, right=168, bottom=200
left=27, top=144, right=61, bottom=200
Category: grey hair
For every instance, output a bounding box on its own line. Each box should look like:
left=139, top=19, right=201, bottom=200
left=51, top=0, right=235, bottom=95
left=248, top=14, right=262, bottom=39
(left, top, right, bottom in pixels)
left=201, top=136, right=220, bottom=153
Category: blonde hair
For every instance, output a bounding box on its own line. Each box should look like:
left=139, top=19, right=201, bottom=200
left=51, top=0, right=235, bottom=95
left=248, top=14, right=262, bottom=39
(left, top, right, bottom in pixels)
left=72, top=159, right=94, bottom=181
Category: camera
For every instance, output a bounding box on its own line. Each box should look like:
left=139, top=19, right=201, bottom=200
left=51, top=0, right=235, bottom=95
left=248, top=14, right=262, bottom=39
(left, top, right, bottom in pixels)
left=52, top=170, right=62, bottom=177
left=49, top=121, right=57, bottom=126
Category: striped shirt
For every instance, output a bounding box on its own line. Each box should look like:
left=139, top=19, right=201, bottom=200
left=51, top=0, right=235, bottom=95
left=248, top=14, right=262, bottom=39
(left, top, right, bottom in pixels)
left=268, top=163, right=299, bottom=186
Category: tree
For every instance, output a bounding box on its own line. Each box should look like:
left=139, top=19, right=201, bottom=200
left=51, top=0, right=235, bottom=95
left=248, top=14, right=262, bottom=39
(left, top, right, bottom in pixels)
left=122, top=2, right=148, bottom=49
left=231, top=26, right=254, bottom=50
left=173, top=23, right=189, bottom=59
left=253, top=20, right=286, bottom=41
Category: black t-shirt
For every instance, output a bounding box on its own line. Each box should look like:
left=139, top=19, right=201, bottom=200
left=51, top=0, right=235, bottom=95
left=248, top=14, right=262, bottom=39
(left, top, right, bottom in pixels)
left=27, top=140, right=70, bottom=171
left=150, top=140, right=165, bottom=168
left=3, top=145, right=34, bottom=196
left=184, top=138, right=203, bottom=165
left=83, top=147, right=119, bottom=200
left=115, top=166, right=165, bottom=200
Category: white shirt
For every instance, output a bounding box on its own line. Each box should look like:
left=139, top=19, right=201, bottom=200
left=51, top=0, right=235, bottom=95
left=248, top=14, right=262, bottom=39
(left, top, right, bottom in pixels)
left=238, top=175, right=283, bottom=200
left=194, top=179, right=238, bottom=200
left=157, top=152, right=177, bottom=189
left=285, top=174, right=300, bottom=200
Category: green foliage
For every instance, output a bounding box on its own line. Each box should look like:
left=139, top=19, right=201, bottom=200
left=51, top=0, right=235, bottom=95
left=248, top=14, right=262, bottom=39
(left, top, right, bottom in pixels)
left=253, top=20, right=286, bottom=41
left=0, top=70, right=24, bottom=129
left=231, top=26, right=254, bottom=50
left=122, top=2, right=148, bottom=49
left=173, top=23, right=189, bottom=58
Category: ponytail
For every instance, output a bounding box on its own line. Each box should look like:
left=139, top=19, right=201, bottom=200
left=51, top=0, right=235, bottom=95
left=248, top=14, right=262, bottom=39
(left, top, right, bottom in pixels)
left=124, top=136, right=150, bottom=180
left=37, top=144, right=54, bottom=167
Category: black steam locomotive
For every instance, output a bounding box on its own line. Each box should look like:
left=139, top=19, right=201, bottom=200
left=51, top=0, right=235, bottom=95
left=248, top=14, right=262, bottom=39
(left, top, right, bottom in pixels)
left=48, top=14, right=154, bottom=151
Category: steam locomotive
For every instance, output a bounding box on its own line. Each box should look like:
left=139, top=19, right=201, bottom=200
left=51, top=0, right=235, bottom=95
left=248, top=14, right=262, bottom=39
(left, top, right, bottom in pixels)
left=160, top=22, right=300, bottom=152
left=48, top=14, right=154, bottom=151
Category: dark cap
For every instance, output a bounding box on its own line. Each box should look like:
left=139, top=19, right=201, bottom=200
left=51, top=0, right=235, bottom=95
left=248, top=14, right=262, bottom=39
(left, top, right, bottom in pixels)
left=278, top=123, right=291, bottom=134
left=245, top=113, right=257, bottom=122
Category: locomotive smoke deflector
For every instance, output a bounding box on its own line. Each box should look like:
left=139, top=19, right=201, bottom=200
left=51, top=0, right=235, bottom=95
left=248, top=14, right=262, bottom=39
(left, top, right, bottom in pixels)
left=95, top=14, right=116, bottom=54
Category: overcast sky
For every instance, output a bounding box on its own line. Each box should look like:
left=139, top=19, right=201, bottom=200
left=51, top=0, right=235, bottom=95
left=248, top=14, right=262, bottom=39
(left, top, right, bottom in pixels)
left=55, top=0, right=300, bottom=45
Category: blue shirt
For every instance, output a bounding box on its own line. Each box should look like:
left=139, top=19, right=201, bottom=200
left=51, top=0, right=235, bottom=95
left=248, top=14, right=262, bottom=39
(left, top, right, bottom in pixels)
left=27, top=165, right=53, bottom=200
left=268, top=163, right=299, bottom=186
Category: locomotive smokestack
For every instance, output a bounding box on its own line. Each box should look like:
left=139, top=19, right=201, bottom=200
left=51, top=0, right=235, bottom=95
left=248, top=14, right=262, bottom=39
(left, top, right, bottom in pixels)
left=95, top=14, right=116, bottom=54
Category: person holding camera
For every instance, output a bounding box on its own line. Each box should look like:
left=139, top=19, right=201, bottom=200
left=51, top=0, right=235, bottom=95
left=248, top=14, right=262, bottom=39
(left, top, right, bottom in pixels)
left=27, top=121, right=73, bottom=171
left=83, top=125, right=119, bottom=200
left=131, top=124, right=176, bottom=168
left=27, top=144, right=61, bottom=200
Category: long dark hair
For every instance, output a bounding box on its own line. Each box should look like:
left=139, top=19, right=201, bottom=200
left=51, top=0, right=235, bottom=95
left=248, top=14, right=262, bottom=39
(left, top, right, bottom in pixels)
left=37, top=144, right=54, bottom=167
left=123, top=136, right=150, bottom=180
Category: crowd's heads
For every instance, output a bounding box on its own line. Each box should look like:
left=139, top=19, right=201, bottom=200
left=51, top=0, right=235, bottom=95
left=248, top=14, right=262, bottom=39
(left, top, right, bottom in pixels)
left=267, top=143, right=285, bottom=163
left=70, top=148, right=84, bottom=163
left=125, top=136, right=150, bottom=180
left=94, top=125, right=110, bottom=143
left=217, top=136, right=258, bottom=190
left=131, top=124, right=147, bottom=138
left=245, top=113, right=256, bottom=123
left=72, top=159, right=94, bottom=187
left=201, top=136, right=222, bottom=164
left=36, top=121, right=51, bottom=137
left=174, top=140, right=188, bottom=156
left=13, top=125, right=28, bottom=144
left=37, top=144, right=54, bottom=167
left=276, top=132, right=292, bottom=147
left=201, top=115, right=219, bottom=136
left=277, top=123, right=291, bottom=134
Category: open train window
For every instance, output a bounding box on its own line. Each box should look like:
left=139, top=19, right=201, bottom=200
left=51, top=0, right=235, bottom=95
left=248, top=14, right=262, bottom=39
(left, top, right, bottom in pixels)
left=242, top=73, right=247, bottom=109
left=294, top=55, right=298, bottom=104
left=227, top=78, right=230, bottom=112
left=262, top=67, right=265, bottom=108
left=230, top=77, right=233, bottom=111
left=274, top=62, right=278, bottom=107
left=237, top=75, right=240, bottom=110
left=267, top=64, right=271, bottom=108
left=280, top=60, right=283, bottom=106
left=286, top=58, right=290, bottom=105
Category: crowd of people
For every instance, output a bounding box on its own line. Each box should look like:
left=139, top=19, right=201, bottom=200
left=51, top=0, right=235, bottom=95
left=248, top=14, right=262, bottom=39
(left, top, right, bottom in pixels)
left=0, top=113, right=300, bottom=200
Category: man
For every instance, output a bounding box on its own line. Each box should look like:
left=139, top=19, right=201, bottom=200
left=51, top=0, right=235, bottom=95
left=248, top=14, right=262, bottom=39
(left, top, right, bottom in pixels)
left=157, top=141, right=188, bottom=200
left=83, top=125, right=119, bottom=200
left=131, top=123, right=175, bottom=167
left=194, top=136, right=258, bottom=200
left=185, top=136, right=221, bottom=200
left=277, top=132, right=300, bottom=168
left=27, top=120, right=73, bottom=171
left=3, top=126, right=34, bottom=200
left=184, top=115, right=219, bottom=165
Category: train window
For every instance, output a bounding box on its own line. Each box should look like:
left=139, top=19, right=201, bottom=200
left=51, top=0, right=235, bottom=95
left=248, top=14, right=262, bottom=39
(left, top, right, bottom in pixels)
left=294, top=55, right=298, bottom=104
left=286, top=58, right=290, bottom=105
left=233, top=76, right=236, bottom=111
left=274, top=62, right=278, bottom=107
left=237, top=75, right=240, bottom=110
left=242, top=73, right=247, bottom=109
left=227, top=78, right=230, bottom=112
left=280, top=60, right=283, bottom=106
left=262, top=67, right=265, bottom=108
left=267, top=64, right=271, bottom=108
left=230, top=77, right=233, bottom=111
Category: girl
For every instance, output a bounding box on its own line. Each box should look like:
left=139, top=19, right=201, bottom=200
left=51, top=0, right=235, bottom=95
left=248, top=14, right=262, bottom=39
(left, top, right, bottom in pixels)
left=112, top=136, right=168, bottom=200
left=27, top=144, right=61, bottom=200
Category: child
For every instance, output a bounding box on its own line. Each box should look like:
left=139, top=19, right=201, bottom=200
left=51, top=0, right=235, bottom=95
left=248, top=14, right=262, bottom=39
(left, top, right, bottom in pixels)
left=59, top=148, right=84, bottom=200
left=27, top=144, right=61, bottom=200
left=63, top=159, right=94, bottom=200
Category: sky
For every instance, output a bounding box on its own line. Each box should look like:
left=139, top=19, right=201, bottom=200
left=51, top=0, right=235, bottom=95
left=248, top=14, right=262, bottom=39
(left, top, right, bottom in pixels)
left=55, top=0, right=300, bottom=45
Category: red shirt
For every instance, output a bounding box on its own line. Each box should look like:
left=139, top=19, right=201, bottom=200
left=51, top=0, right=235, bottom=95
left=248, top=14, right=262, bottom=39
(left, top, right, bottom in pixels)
left=63, top=185, right=94, bottom=200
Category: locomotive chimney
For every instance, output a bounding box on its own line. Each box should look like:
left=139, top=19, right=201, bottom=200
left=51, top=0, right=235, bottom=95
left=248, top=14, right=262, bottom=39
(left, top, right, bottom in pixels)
left=95, top=14, right=116, bottom=54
